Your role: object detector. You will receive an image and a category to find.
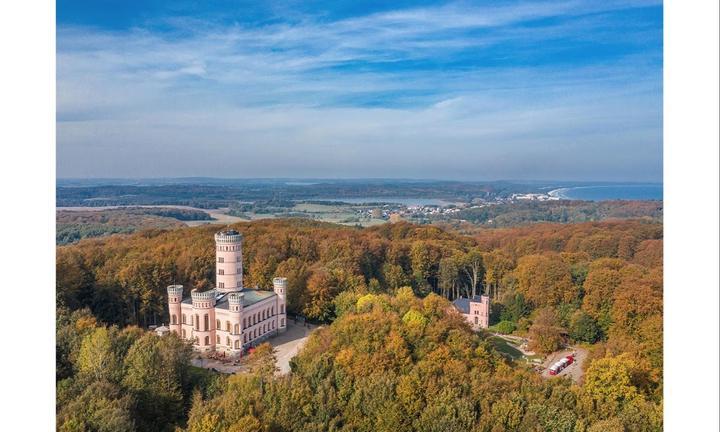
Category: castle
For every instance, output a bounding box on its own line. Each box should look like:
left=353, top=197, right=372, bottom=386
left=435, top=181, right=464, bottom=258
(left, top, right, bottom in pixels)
left=452, top=295, right=490, bottom=330
left=166, top=229, right=287, bottom=354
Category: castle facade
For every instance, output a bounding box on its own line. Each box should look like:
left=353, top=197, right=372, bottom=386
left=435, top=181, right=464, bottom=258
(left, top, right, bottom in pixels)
left=452, top=295, right=490, bottom=330
left=167, top=230, right=287, bottom=354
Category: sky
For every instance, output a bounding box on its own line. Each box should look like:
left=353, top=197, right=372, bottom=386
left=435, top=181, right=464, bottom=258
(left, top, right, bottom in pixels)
left=56, top=0, right=663, bottom=181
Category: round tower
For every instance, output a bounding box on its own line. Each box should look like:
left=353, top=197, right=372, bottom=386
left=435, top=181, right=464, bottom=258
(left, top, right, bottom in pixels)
left=167, top=285, right=183, bottom=335
left=273, top=277, right=288, bottom=333
left=215, top=230, right=243, bottom=293
left=227, top=292, right=245, bottom=352
left=191, top=289, right=217, bottom=352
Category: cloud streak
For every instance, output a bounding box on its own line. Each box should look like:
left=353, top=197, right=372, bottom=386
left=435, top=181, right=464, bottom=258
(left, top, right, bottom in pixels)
left=57, top=0, right=662, bottom=181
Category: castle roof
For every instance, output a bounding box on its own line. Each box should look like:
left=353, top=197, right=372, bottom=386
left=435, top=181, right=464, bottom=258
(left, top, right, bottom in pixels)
left=452, top=295, right=485, bottom=314
left=181, top=288, right=276, bottom=309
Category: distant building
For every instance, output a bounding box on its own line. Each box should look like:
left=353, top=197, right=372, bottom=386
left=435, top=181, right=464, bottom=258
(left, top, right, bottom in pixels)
left=389, top=213, right=403, bottom=223
left=452, top=295, right=490, bottom=330
left=154, top=324, right=170, bottom=337
left=167, top=230, right=287, bottom=354
left=370, top=208, right=383, bottom=218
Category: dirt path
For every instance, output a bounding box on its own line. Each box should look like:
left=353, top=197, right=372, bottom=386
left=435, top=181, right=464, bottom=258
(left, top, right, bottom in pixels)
left=541, top=347, right=589, bottom=383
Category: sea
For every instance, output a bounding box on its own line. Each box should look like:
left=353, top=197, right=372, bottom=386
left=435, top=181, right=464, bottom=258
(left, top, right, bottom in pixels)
left=548, top=184, right=663, bottom=201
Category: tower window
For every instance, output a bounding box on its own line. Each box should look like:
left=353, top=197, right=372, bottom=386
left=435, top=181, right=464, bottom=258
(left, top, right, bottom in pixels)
left=203, top=314, right=209, bottom=331
left=218, top=269, right=224, bottom=275
left=216, top=319, right=220, bottom=329
left=171, top=315, right=177, bottom=325
left=218, top=257, right=224, bottom=263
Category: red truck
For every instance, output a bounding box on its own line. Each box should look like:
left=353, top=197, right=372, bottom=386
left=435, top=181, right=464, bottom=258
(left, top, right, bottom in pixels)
left=548, top=354, right=575, bottom=376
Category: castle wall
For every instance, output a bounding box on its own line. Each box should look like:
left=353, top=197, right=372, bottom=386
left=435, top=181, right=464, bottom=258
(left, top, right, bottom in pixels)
left=463, top=295, right=490, bottom=330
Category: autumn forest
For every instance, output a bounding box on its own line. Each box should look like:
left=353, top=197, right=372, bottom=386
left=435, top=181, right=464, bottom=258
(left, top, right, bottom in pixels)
left=56, top=218, right=663, bottom=431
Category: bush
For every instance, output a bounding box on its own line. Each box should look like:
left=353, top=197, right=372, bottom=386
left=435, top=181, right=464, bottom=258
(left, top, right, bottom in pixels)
left=492, top=320, right=517, bottom=334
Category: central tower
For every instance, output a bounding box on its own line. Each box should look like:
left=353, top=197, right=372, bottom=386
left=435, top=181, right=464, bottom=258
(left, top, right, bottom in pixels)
left=215, top=230, right=243, bottom=292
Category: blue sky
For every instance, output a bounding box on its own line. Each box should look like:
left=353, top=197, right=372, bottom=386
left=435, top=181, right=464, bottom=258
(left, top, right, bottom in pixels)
left=56, top=0, right=662, bottom=181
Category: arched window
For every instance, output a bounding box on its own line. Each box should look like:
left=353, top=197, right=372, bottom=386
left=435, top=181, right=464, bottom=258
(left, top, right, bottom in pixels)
left=204, top=314, right=209, bottom=331
left=182, top=314, right=186, bottom=324
left=235, top=340, right=240, bottom=349
left=204, top=336, right=209, bottom=346
left=216, top=319, right=221, bottom=330
left=226, top=321, right=231, bottom=332
left=226, top=337, right=230, bottom=346
left=195, top=315, right=200, bottom=330
left=182, top=329, right=186, bottom=338
left=171, top=314, right=177, bottom=325
left=234, top=324, right=239, bottom=334
left=216, top=335, right=220, bottom=344
left=281, top=318, right=285, bottom=327
left=281, top=304, right=285, bottom=313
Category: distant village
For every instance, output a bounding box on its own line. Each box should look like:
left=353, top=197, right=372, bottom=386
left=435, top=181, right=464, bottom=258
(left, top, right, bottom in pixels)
left=356, top=192, right=560, bottom=222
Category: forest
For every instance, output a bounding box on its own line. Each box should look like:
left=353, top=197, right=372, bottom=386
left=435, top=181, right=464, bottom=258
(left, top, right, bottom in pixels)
left=56, top=208, right=213, bottom=245
left=56, top=218, right=663, bottom=431
left=428, top=200, right=662, bottom=227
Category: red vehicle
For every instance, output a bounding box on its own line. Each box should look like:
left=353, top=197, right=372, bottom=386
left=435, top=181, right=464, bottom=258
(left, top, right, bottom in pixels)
left=548, top=354, right=575, bottom=376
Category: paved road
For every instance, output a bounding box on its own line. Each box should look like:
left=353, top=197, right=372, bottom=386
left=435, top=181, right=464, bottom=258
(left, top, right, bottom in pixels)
left=272, top=321, right=316, bottom=374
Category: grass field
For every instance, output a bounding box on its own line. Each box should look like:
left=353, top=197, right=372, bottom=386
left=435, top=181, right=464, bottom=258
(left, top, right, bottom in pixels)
left=488, top=336, right=525, bottom=360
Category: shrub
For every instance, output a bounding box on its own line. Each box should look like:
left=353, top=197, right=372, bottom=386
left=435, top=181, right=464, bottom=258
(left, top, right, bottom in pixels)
left=492, top=320, right=517, bottom=334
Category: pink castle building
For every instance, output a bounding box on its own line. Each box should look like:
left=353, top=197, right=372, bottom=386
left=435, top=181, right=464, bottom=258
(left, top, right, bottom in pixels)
left=452, top=295, right=490, bottom=330
left=167, top=230, right=287, bottom=354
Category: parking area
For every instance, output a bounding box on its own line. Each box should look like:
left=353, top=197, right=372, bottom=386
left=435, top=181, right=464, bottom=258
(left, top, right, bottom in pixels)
left=540, top=347, right=588, bottom=383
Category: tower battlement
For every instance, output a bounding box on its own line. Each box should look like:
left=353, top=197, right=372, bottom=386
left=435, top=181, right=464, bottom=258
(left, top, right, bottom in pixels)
left=215, top=230, right=242, bottom=243
left=167, top=285, right=183, bottom=302
left=191, top=289, right=217, bottom=308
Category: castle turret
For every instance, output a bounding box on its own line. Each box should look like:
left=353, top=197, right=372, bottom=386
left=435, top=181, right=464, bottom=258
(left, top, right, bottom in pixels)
left=273, top=277, right=288, bottom=333
left=167, top=285, right=183, bottom=335
left=215, top=230, right=243, bottom=293
left=227, top=292, right=245, bottom=351
left=191, top=289, right=217, bottom=352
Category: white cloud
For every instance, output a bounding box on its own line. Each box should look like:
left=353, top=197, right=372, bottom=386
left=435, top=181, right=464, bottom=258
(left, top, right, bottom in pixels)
left=56, top=0, right=662, bottom=180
